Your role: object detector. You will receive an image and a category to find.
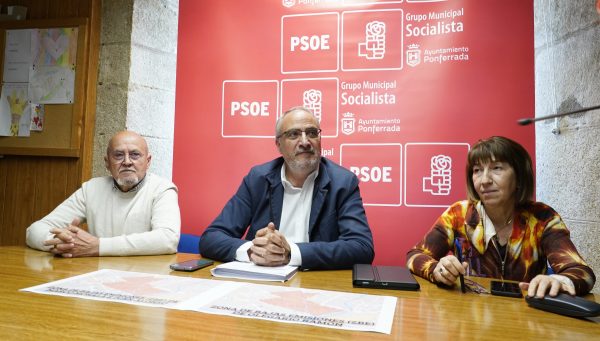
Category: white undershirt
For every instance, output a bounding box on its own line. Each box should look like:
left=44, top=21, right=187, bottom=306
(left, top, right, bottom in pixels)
left=279, top=165, right=317, bottom=244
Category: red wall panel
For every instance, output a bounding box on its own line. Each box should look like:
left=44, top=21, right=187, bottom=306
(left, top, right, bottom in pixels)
left=174, top=0, right=534, bottom=265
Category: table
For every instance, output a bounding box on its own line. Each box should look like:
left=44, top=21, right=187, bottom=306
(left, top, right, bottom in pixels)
left=1, top=246, right=598, bottom=340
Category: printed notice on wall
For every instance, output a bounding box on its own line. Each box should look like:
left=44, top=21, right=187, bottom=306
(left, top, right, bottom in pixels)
left=3, top=29, right=32, bottom=83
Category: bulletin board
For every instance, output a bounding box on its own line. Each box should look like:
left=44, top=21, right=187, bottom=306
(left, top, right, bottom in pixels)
left=0, top=18, right=88, bottom=157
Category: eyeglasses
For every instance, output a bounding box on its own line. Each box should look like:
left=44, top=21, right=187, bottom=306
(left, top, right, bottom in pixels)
left=277, top=127, right=321, bottom=140
left=109, top=151, right=144, bottom=163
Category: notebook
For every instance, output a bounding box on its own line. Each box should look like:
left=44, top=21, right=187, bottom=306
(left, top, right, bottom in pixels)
left=352, top=264, right=420, bottom=290
left=211, top=261, right=298, bottom=282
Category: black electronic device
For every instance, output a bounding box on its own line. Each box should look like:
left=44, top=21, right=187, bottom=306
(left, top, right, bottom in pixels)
left=525, top=293, right=600, bottom=318
left=170, top=259, right=214, bottom=272
left=490, top=280, right=523, bottom=298
left=352, top=264, right=420, bottom=290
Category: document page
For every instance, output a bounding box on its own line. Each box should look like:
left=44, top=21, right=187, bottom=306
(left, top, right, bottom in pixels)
left=22, top=269, right=396, bottom=334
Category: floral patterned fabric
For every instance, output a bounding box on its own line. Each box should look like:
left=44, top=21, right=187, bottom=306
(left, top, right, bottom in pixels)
left=407, top=200, right=595, bottom=295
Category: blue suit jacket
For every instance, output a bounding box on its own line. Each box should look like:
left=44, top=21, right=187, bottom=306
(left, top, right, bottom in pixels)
left=199, top=157, right=375, bottom=269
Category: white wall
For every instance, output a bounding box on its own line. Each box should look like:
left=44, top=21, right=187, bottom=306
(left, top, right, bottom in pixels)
left=93, top=0, right=179, bottom=180
left=534, top=0, right=600, bottom=292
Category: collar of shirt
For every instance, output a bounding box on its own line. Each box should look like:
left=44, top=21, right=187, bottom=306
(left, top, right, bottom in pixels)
left=476, top=201, right=498, bottom=250
left=112, top=175, right=147, bottom=193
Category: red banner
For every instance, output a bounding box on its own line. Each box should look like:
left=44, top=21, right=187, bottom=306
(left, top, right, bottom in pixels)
left=174, top=0, right=534, bottom=265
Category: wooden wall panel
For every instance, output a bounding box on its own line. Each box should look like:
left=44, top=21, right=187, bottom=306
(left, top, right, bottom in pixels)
left=0, top=0, right=99, bottom=246
left=32, top=158, right=70, bottom=218
left=0, top=157, right=82, bottom=246
left=0, top=157, right=7, bottom=236
left=5, top=158, right=36, bottom=246
left=3, top=0, right=91, bottom=19
left=49, top=1, right=84, bottom=18
left=0, top=157, right=18, bottom=245
left=66, top=156, right=80, bottom=195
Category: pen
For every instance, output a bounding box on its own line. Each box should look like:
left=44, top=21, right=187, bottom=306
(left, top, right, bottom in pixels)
left=454, top=238, right=466, bottom=293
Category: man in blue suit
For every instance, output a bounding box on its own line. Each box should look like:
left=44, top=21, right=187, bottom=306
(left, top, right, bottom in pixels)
left=200, top=106, right=374, bottom=269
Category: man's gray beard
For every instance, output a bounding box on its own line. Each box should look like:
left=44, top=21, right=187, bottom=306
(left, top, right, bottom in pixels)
left=117, top=175, right=139, bottom=188
left=287, top=157, right=319, bottom=173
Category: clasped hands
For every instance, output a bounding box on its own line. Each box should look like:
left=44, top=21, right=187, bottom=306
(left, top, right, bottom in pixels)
left=248, top=222, right=291, bottom=267
left=433, top=255, right=576, bottom=298
left=43, top=218, right=100, bottom=258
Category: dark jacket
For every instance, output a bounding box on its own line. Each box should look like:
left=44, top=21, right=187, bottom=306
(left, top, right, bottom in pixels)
left=200, top=157, right=374, bottom=269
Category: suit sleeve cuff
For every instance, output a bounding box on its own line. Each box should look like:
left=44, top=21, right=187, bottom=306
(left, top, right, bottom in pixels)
left=235, top=241, right=253, bottom=262
left=288, top=242, right=302, bottom=267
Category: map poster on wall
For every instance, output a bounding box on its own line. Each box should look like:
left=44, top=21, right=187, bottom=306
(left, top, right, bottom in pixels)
left=173, top=0, right=535, bottom=265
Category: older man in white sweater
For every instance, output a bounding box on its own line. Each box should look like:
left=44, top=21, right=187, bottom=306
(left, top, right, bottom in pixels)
left=26, top=131, right=180, bottom=257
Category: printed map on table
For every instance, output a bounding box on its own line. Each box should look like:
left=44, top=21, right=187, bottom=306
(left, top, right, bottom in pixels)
left=203, top=281, right=395, bottom=331
left=22, top=269, right=222, bottom=307
left=21, top=269, right=396, bottom=334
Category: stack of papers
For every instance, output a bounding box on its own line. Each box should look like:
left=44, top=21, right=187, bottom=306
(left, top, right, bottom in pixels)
left=211, top=261, right=298, bottom=282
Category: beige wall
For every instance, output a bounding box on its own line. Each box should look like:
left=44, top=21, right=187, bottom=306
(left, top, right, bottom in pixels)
left=534, top=0, right=600, bottom=292
left=93, top=0, right=178, bottom=180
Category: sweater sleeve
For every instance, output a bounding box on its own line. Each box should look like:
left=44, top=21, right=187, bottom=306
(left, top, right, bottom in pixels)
left=99, top=187, right=181, bottom=256
left=541, top=213, right=596, bottom=295
left=407, top=203, right=461, bottom=283
left=26, top=188, right=88, bottom=251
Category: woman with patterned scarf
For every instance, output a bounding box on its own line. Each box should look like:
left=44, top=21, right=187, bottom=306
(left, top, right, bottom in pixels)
left=407, top=136, right=595, bottom=297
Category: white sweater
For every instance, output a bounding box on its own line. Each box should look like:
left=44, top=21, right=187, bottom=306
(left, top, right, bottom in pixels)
left=26, top=173, right=181, bottom=256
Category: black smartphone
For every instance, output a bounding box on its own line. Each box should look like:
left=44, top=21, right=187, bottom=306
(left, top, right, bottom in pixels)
left=490, top=280, right=523, bottom=298
left=170, top=259, right=214, bottom=272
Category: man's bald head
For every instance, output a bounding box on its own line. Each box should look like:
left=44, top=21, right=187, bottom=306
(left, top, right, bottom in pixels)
left=106, top=131, right=149, bottom=156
